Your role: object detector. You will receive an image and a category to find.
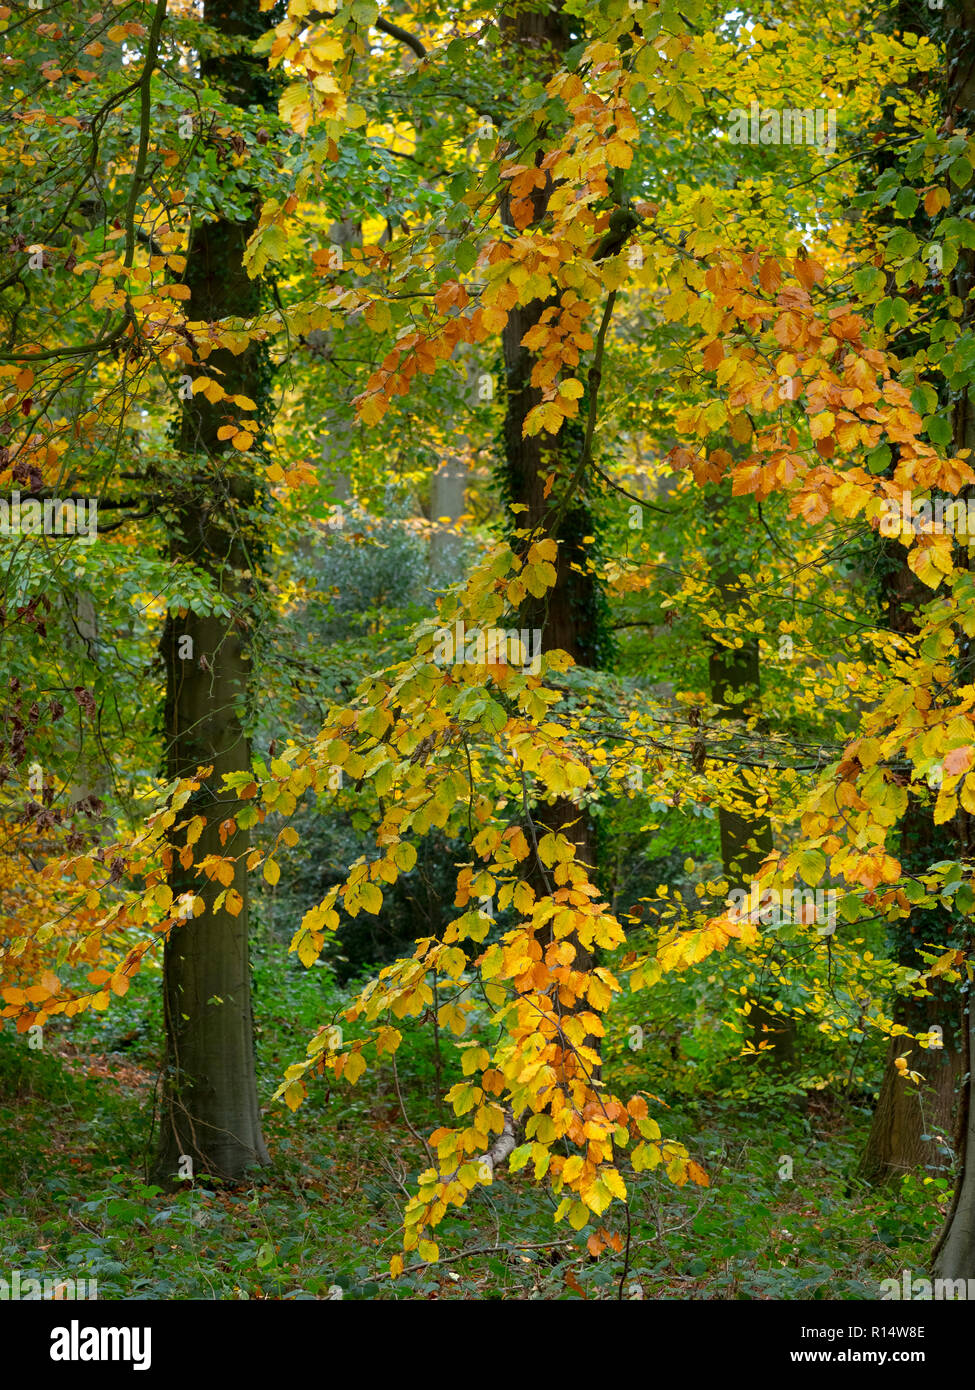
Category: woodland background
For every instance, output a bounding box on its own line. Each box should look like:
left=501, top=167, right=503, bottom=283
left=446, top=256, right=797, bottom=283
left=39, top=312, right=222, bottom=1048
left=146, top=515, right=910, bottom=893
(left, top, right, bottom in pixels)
left=1, top=0, right=975, bottom=1300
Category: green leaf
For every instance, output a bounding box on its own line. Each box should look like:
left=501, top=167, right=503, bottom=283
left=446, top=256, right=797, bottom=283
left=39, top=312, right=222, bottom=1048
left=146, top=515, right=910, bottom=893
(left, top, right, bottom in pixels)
left=950, top=157, right=973, bottom=188
left=508, top=1144, right=532, bottom=1172
left=910, top=384, right=938, bottom=416
left=454, top=239, right=478, bottom=274
left=885, top=229, right=918, bottom=261
left=875, top=297, right=895, bottom=330
left=481, top=699, right=507, bottom=734
left=852, top=267, right=884, bottom=297
left=925, top=415, right=952, bottom=445
left=797, top=848, right=826, bottom=887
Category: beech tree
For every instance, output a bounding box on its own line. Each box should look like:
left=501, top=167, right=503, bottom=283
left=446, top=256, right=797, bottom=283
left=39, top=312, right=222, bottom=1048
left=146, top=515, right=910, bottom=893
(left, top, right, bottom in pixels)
left=4, top=0, right=975, bottom=1283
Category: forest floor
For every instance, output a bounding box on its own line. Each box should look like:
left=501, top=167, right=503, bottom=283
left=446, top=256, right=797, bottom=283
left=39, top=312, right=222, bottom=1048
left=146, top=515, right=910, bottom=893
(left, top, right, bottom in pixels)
left=0, top=934, right=948, bottom=1301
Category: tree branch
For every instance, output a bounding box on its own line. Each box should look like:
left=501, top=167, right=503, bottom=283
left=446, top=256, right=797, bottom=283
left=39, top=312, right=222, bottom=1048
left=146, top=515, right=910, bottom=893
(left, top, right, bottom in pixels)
left=375, top=16, right=426, bottom=59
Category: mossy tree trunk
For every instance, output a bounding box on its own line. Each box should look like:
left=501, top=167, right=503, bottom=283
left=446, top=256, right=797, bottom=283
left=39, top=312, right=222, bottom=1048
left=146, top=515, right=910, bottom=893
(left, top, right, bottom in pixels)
left=151, top=0, right=272, bottom=1186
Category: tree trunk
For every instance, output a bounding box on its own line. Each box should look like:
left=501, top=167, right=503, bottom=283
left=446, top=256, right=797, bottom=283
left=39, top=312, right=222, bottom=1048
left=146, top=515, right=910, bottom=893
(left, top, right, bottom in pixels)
left=705, top=493, right=788, bottom=1061
left=498, top=0, right=604, bottom=984
left=708, top=637, right=774, bottom=887
left=154, top=597, right=270, bottom=1183
left=709, top=638, right=785, bottom=1060
left=151, top=0, right=271, bottom=1185
left=860, top=751, right=965, bottom=1183
left=858, top=0, right=969, bottom=1188
left=860, top=992, right=964, bottom=1185
left=429, top=456, right=468, bottom=583
left=931, top=0, right=975, bottom=1278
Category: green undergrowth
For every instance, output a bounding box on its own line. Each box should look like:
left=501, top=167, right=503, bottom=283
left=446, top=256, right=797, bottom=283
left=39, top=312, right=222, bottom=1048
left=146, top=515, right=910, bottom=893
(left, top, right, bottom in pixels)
left=0, top=924, right=950, bottom=1301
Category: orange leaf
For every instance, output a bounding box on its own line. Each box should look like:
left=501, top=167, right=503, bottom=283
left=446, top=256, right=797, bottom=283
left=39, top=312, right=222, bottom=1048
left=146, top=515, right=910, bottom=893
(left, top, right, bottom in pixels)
left=702, top=340, right=724, bottom=370
left=944, top=746, right=974, bottom=776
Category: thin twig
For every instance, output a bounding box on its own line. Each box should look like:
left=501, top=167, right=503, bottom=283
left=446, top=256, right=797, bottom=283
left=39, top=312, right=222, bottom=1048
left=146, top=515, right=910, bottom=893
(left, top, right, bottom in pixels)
left=390, top=1051, right=434, bottom=1169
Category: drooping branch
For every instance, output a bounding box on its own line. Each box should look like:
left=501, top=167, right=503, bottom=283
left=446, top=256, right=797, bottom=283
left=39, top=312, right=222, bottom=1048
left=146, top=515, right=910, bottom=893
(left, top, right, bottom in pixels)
left=123, top=0, right=169, bottom=272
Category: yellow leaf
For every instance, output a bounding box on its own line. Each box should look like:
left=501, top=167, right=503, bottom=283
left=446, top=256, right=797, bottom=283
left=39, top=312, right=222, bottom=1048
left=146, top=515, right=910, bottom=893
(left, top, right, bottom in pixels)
left=666, top=1157, right=689, bottom=1186
left=582, top=1177, right=613, bottom=1215
left=296, top=929, right=323, bottom=968
left=562, top=1154, right=584, bottom=1184
left=603, top=1168, right=627, bottom=1200
left=280, top=82, right=314, bottom=136
left=461, top=1045, right=490, bottom=1075
left=605, top=138, right=633, bottom=168
left=934, top=790, right=958, bottom=825
left=359, top=881, right=382, bottom=914
left=908, top=535, right=954, bottom=589
left=283, top=1080, right=305, bottom=1111
left=568, top=1200, right=590, bottom=1230
left=308, top=35, right=343, bottom=62
left=344, top=1050, right=366, bottom=1084
left=393, top=841, right=417, bottom=872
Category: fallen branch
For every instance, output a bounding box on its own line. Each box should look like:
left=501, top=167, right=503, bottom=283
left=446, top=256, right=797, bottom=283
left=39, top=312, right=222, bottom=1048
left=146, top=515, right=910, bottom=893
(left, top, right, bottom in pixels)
left=438, top=1107, right=517, bottom=1184
left=477, top=1108, right=517, bottom=1178
left=376, top=1237, right=574, bottom=1281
